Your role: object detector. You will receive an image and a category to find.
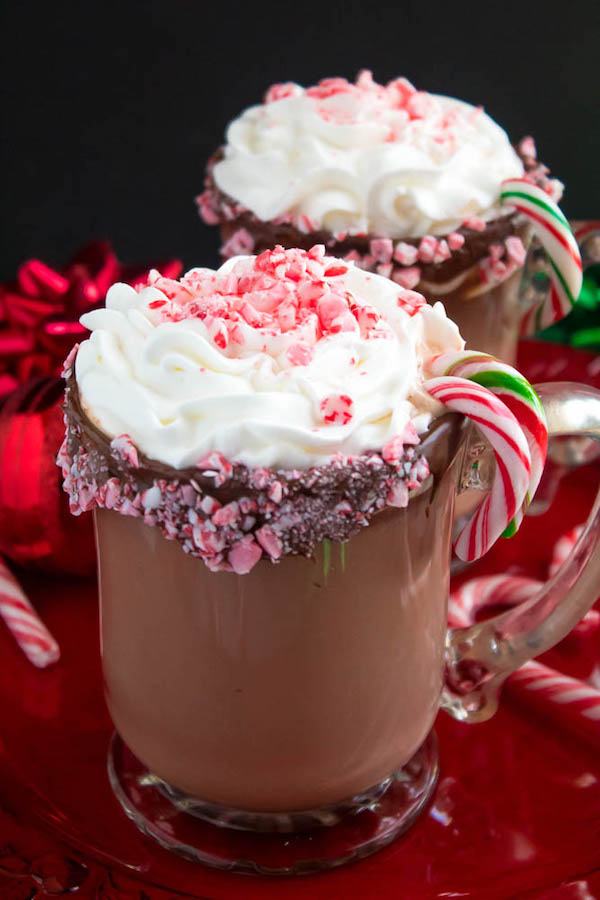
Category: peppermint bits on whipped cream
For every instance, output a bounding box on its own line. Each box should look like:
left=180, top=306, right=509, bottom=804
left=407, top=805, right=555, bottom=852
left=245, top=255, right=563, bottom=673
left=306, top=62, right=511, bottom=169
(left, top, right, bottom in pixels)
left=61, top=246, right=468, bottom=573
left=320, top=394, right=354, bottom=426
left=139, top=245, right=425, bottom=348
left=206, top=71, right=525, bottom=239
left=75, top=246, right=463, bottom=471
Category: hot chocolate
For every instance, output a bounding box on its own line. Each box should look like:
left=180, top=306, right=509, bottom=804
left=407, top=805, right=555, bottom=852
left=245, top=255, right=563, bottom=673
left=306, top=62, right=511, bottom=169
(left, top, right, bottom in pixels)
left=96, top=414, right=463, bottom=812
left=59, top=247, right=469, bottom=809
left=61, top=246, right=582, bottom=871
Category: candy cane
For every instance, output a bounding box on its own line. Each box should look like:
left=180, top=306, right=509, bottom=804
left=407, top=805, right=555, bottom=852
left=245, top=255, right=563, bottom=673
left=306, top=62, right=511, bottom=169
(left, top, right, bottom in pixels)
left=545, top=519, right=600, bottom=640
left=450, top=528, right=600, bottom=639
left=429, top=351, right=547, bottom=533
left=500, top=178, right=582, bottom=334
left=448, top=574, right=540, bottom=629
left=449, top=577, right=600, bottom=750
left=423, top=376, right=531, bottom=561
left=506, top=661, right=600, bottom=751
left=0, top=558, right=59, bottom=668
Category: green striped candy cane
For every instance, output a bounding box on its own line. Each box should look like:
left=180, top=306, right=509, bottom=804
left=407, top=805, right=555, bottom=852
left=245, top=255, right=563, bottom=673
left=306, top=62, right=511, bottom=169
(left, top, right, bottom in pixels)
left=500, top=178, right=582, bottom=335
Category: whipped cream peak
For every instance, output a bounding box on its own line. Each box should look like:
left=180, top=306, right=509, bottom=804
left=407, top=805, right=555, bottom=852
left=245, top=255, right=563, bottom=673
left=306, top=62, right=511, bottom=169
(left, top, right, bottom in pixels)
left=212, top=71, right=524, bottom=239
left=75, top=248, right=464, bottom=469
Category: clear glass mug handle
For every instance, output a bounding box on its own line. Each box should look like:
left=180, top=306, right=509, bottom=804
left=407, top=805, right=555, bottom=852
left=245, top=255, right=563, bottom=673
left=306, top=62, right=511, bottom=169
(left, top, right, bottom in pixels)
left=443, top=381, right=600, bottom=722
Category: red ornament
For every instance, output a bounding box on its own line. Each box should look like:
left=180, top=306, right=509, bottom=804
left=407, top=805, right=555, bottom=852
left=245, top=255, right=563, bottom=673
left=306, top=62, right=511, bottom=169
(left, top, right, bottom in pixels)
left=0, top=377, right=94, bottom=573
left=0, top=241, right=182, bottom=395
left=0, top=243, right=182, bottom=572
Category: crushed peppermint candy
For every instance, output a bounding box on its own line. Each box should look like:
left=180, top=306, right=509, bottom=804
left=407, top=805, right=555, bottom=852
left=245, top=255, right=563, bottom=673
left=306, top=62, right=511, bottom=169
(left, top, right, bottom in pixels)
left=110, top=434, right=140, bottom=469
left=417, top=236, right=438, bottom=263
left=130, top=245, right=430, bottom=362
left=199, top=81, right=561, bottom=290
left=59, top=374, right=434, bottom=575
left=392, top=266, right=422, bottom=290
left=447, top=232, right=465, bottom=251
left=220, top=227, right=255, bottom=258
left=478, top=235, right=527, bottom=286
left=463, top=216, right=486, bottom=232
left=393, top=242, right=419, bottom=266
left=319, top=394, right=354, bottom=426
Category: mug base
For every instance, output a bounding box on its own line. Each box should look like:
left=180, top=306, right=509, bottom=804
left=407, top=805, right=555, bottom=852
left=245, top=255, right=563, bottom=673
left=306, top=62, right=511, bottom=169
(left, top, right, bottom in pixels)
left=107, top=731, right=439, bottom=876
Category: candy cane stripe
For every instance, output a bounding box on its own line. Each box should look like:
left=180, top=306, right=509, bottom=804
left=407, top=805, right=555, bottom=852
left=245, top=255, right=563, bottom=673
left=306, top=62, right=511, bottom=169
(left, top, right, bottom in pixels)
left=425, top=374, right=532, bottom=561
left=425, top=392, right=531, bottom=476
left=428, top=352, right=546, bottom=540
left=524, top=676, right=571, bottom=690
left=0, top=558, right=59, bottom=668
left=546, top=254, right=578, bottom=306
left=549, top=283, right=564, bottom=319
left=500, top=178, right=582, bottom=332
left=439, top=352, right=545, bottom=412
left=551, top=687, right=600, bottom=703
left=6, top=621, right=49, bottom=641
left=465, top=414, right=531, bottom=469
left=500, top=182, right=570, bottom=227
left=510, top=209, right=580, bottom=293
left=449, top=580, right=600, bottom=750
left=505, top=201, right=580, bottom=266
left=458, top=368, right=544, bottom=414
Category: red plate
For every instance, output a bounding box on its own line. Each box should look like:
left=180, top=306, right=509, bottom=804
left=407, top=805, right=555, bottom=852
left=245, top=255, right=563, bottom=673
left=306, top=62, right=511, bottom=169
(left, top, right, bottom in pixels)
left=1, top=340, right=600, bottom=899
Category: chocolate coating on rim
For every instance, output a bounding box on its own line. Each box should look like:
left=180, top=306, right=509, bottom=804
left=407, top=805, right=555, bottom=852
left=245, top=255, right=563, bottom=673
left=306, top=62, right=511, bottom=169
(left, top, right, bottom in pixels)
left=220, top=208, right=520, bottom=283
left=200, top=143, right=556, bottom=285
left=60, top=368, right=463, bottom=571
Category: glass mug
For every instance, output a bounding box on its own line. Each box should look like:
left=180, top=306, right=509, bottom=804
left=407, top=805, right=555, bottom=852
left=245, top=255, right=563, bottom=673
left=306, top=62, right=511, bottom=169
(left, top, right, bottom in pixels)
left=96, top=382, right=600, bottom=875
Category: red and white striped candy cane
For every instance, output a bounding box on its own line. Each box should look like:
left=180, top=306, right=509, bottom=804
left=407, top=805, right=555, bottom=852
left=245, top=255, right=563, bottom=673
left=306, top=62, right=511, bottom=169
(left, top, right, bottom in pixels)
left=500, top=178, right=582, bottom=334
left=0, top=558, right=60, bottom=668
left=448, top=574, right=540, bottom=629
left=545, top=525, right=600, bottom=636
left=449, top=575, right=600, bottom=750
left=429, top=351, right=548, bottom=534
left=507, top=660, right=600, bottom=752
left=450, top=525, right=600, bottom=639
left=424, top=376, right=531, bottom=561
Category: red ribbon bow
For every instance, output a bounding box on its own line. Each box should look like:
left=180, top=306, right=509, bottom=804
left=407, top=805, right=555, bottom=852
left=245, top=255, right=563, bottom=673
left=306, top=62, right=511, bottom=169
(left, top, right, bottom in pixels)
left=0, top=241, right=182, bottom=397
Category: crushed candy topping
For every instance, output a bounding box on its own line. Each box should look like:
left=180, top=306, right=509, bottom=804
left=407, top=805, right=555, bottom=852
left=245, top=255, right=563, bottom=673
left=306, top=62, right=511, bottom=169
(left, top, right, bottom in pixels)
left=59, top=374, right=432, bottom=574
left=136, top=245, right=427, bottom=358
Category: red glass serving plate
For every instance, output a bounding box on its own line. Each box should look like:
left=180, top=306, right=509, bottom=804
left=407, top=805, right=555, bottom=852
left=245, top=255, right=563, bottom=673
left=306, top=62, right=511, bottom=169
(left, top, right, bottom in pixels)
left=1, top=341, right=600, bottom=899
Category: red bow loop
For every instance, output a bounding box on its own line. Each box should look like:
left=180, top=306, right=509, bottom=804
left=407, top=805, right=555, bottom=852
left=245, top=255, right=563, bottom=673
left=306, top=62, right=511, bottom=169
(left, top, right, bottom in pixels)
left=0, top=242, right=182, bottom=396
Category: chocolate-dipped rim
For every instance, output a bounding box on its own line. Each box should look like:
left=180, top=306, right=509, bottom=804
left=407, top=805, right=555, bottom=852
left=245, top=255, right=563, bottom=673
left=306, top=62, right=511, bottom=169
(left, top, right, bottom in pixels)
left=199, top=143, right=555, bottom=286
left=59, top=367, right=464, bottom=573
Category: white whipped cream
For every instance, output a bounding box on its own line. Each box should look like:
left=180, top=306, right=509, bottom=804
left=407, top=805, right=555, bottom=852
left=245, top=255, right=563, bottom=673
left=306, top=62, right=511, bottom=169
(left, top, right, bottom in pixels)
left=213, top=72, right=524, bottom=239
left=75, top=250, right=463, bottom=470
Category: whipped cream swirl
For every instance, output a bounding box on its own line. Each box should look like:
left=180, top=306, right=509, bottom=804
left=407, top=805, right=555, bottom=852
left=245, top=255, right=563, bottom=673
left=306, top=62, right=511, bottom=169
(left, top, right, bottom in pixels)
left=212, top=71, right=524, bottom=239
left=75, top=247, right=463, bottom=470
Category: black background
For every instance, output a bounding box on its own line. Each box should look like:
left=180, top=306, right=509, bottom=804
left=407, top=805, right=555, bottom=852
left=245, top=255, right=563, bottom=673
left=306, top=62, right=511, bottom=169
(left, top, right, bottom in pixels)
left=2, top=0, right=599, bottom=279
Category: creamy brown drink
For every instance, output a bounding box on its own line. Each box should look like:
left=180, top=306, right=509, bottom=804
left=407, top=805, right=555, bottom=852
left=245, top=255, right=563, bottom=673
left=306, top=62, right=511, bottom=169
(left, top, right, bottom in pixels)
left=59, top=246, right=467, bottom=809
left=87, top=412, right=462, bottom=812
left=60, top=244, right=573, bottom=872
left=198, top=72, right=567, bottom=362
left=58, top=244, right=600, bottom=873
